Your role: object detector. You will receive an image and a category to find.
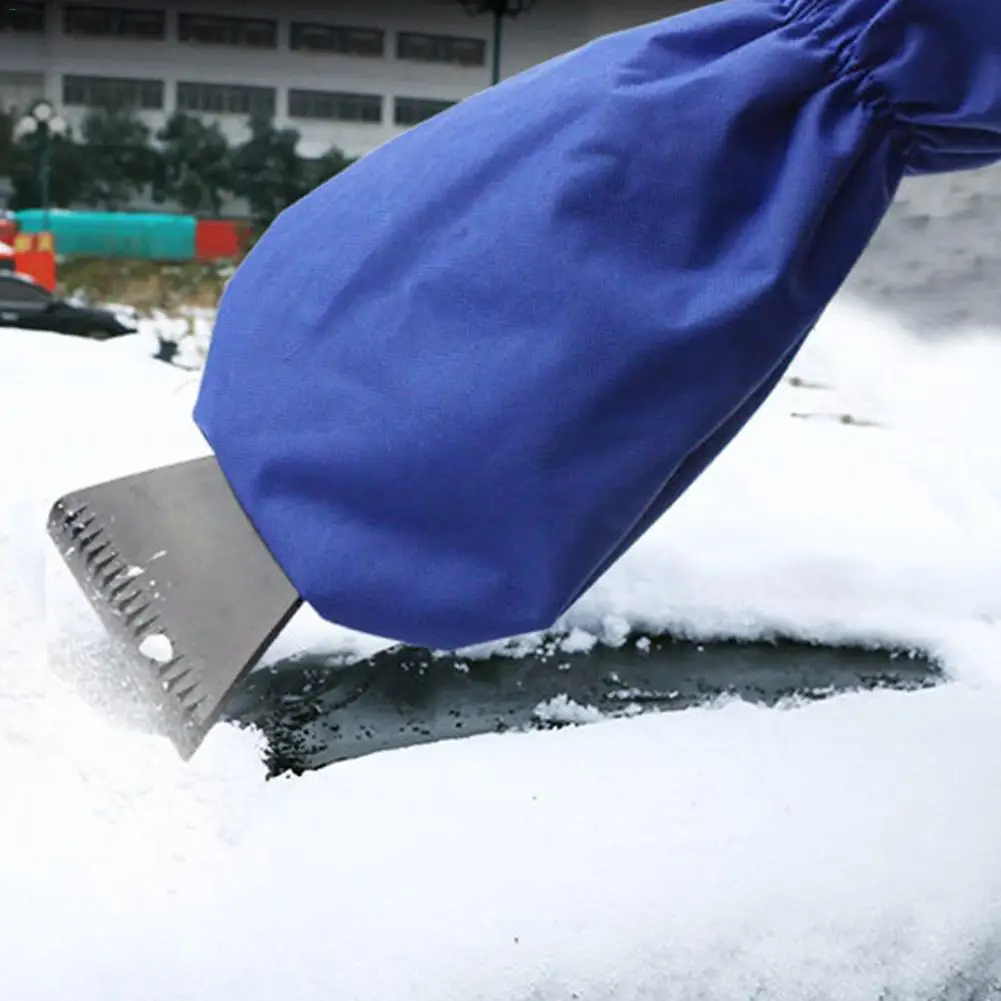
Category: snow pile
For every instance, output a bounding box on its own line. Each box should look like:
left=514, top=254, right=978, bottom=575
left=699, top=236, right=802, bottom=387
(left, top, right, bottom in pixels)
left=557, top=303, right=1001, bottom=676
left=4, top=294, right=1001, bottom=998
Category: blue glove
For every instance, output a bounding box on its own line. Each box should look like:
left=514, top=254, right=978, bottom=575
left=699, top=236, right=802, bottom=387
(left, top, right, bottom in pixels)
left=195, top=0, right=1001, bottom=649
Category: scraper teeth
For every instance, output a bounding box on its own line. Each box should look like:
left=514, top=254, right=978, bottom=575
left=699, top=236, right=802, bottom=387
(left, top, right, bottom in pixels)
left=174, top=686, right=202, bottom=712
left=102, top=564, right=128, bottom=587
left=109, top=577, right=136, bottom=600
left=131, top=614, right=159, bottom=636
left=90, top=548, right=119, bottom=574
left=123, top=601, right=152, bottom=624
left=181, top=696, right=209, bottom=723
left=72, top=513, right=106, bottom=562
left=63, top=503, right=89, bottom=524
left=71, top=515, right=96, bottom=538
left=156, top=656, right=184, bottom=678
left=84, top=540, right=110, bottom=563
left=115, top=588, right=145, bottom=613
left=50, top=502, right=193, bottom=729
left=162, top=666, right=193, bottom=694
left=46, top=455, right=305, bottom=760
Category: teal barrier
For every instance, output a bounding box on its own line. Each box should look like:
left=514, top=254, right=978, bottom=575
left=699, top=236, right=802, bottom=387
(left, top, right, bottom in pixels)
left=15, top=210, right=197, bottom=260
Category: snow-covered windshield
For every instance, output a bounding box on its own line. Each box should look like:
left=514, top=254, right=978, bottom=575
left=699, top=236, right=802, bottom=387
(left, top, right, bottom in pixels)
left=5, top=159, right=1001, bottom=998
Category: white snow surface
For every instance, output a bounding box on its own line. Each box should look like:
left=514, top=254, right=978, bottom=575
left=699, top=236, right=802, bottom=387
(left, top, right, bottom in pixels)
left=5, top=290, right=1001, bottom=998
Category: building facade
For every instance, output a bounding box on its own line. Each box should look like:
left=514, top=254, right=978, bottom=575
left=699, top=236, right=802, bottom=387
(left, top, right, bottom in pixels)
left=0, top=0, right=710, bottom=158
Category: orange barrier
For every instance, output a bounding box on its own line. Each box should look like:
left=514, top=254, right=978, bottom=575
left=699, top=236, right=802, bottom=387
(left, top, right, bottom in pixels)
left=195, top=219, right=248, bottom=261
left=12, top=211, right=254, bottom=262
left=13, top=231, right=57, bottom=291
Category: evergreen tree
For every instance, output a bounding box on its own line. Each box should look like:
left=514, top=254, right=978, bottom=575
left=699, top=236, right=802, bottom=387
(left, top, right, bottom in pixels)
left=76, top=104, right=157, bottom=210
left=230, top=112, right=307, bottom=228
left=308, top=145, right=356, bottom=190
left=153, top=112, right=233, bottom=215
left=6, top=121, right=86, bottom=211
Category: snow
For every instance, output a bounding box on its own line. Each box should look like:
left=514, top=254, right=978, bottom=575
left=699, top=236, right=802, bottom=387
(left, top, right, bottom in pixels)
left=532, top=693, right=606, bottom=724
left=5, top=239, right=1001, bottom=996
left=558, top=309, right=1001, bottom=672
left=138, top=632, right=174, bottom=664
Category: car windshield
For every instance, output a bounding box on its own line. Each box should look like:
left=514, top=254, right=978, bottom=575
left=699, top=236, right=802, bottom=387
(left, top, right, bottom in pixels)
left=0, top=276, right=52, bottom=304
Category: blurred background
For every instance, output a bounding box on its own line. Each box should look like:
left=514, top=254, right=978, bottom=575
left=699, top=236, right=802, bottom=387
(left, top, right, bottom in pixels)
left=2, top=0, right=996, bottom=357
left=0, top=0, right=721, bottom=357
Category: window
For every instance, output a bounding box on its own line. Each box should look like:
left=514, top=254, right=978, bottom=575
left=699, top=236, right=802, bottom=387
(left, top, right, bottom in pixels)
left=177, top=81, right=276, bottom=117
left=394, top=97, right=456, bottom=128
left=288, top=89, right=382, bottom=124
left=396, top=31, right=486, bottom=67
left=178, top=13, right=277, bottom=48
left=63, top=5, right=166, bottom=39
left=0, top=276, right=51, bottom=305
left=0, top=71, right=46, bottom=115
left=0, top=2, right=46, bottom=34
left=63, top=74, right=165, bottom=109
left=290, top=22, right=384, bottom=57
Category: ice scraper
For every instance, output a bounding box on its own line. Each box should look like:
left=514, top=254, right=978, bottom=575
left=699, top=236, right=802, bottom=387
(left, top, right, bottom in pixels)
left=48, top=0, right=1001, bottom=758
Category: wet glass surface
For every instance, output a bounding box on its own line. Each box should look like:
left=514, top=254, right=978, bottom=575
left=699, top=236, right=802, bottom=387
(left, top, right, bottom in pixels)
left=225, top=637, right=941, bottom=777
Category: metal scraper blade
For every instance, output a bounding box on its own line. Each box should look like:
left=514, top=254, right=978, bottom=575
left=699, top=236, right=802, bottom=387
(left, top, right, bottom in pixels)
left=46, top=455, right=304, bottom=760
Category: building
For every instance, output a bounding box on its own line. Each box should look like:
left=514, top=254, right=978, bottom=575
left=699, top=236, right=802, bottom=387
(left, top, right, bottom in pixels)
left=0, top=0, right=711, bottom=159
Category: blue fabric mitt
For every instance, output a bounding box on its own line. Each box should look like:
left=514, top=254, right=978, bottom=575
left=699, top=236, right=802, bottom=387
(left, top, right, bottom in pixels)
left=195, top=0, right=1001, bottom=649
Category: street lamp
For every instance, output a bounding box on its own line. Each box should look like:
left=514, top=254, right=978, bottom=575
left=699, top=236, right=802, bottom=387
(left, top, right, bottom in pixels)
left=460, top=0, right=539, bottom=86
left=14, top=99, right=69, bottom=230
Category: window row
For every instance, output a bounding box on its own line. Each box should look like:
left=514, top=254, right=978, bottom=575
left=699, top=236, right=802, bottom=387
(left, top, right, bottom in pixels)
left=61, top=76, right=458, bottom=126
left=3, top=4, right=488, bottom=67
left=0, top=2, right=46, bottom=34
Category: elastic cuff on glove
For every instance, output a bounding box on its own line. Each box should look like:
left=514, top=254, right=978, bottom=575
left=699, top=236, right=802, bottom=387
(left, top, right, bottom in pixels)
left=778, top=0, right=896, bottom=130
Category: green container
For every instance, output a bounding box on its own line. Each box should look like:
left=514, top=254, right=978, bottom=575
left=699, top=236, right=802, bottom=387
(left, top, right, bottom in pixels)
left=15, top=210, right=197, bottom=260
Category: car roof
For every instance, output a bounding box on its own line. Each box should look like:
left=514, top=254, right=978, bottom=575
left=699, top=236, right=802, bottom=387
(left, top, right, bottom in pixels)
left=1, top=271, right=49, bottom=291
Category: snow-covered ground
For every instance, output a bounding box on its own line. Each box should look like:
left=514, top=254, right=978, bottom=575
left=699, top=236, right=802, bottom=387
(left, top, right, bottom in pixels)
left=6, top=182, right=1001, bottom=995
left=112, top=304, right=215, bottom=370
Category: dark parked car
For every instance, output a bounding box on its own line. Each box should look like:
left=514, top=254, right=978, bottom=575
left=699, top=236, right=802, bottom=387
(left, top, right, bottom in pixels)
left=0, top=272, right=135, bottom=340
